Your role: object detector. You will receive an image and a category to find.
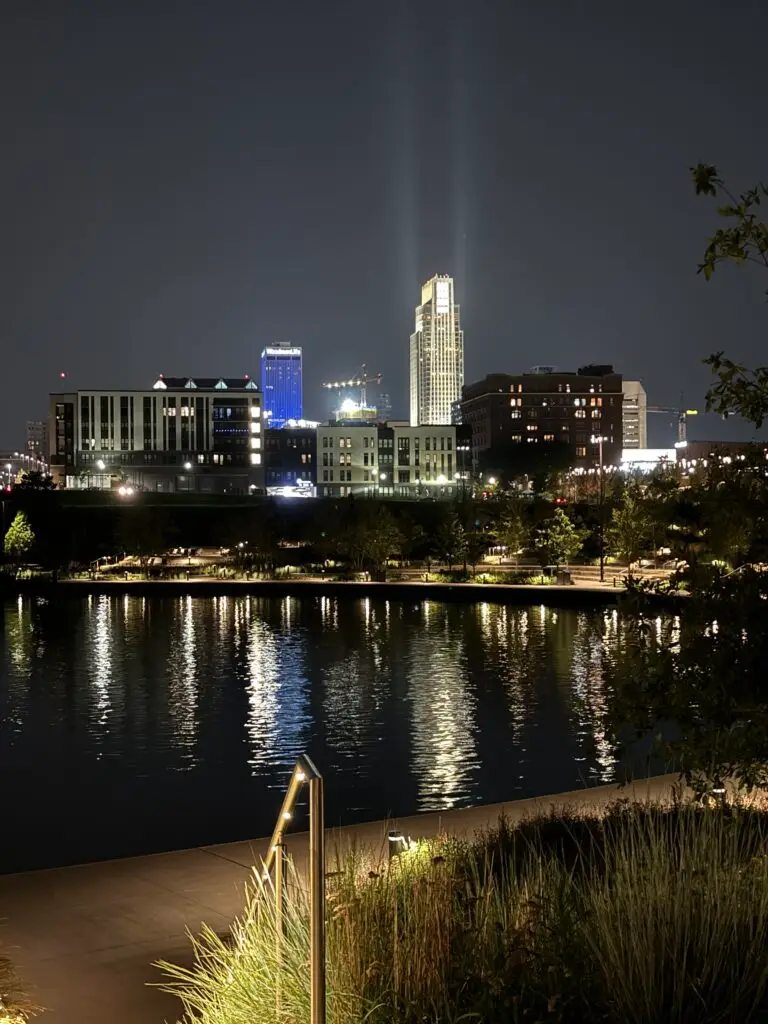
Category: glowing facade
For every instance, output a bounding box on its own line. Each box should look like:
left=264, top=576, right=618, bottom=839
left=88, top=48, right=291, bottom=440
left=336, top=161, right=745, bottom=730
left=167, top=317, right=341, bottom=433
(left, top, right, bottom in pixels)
left=261, top=343, right=303, bottom=428
left=409, top=275, right=464, bottom=426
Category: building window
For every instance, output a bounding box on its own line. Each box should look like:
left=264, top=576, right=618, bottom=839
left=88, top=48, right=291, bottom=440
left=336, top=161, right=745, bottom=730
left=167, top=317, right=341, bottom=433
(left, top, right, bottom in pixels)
left=544, top=433, right=555, bottom=441
left=526, top=424, right=537, bottom=432
left=574, top=398, right=586, bottom=407
left=591, top=409, right=601, bottom=419
left=527, top=408, right=538, bottom=418
left=574, top=409, right=586, bottom=419
left=363, top=437, right=369, bottom=448
left=322, top=436, right=328, bottom=448
left=576, top=446, right=587, bottom=457
left=511, top=434, right=522, bottom=442
left=510, top=410, right=521, bottom=419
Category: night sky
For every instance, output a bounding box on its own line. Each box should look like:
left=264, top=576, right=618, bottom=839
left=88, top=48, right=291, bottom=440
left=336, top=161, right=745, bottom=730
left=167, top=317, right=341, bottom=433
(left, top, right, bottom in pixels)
left=2, top=0, right=767, bottom=447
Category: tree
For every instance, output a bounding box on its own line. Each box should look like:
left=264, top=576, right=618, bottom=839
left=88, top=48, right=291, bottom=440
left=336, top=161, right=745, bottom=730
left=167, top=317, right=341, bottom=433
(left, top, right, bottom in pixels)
left=691, top=163, right=768, bottom=426
left=478, top=441, right=575, bottom=492
left=495, top=504, right=530, bottom=565
left=14, top=471, right=56, bottom=491
left=117, top=507, right=169, bottom=574
left=4, top=511, right=35, bottom=562
left=343, top=503, right=402, bottom=576
left=606, top=488, right=653, bottom=570
left=609, top=569, right=768, bottom=794
left=435, top=511, right=468, bottom=571
left=534, top=508, right=586, bottom=567
left=604, top=163, right=768, bottom=795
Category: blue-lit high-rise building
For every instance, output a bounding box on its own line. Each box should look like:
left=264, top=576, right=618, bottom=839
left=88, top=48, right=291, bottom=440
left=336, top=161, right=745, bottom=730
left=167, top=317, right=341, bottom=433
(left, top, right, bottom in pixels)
left=260, top=343, right=303, bottom=427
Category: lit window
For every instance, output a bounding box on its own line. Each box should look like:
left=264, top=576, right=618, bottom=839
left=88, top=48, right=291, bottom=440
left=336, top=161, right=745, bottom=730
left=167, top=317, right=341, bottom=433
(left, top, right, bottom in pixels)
left=544, top=433, right=555, bottom=441
left=250, top=453, right=261, bottom=465
left=251, top=405, right=261, bottom=418
left=576, top=446, right=586, bottom=457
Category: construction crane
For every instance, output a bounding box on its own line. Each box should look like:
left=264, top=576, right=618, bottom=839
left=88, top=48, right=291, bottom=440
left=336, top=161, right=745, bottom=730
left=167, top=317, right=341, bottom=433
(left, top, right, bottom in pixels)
left=321, top=363, right=383, bottom=409
left=647, top=405, right=699, bottom=445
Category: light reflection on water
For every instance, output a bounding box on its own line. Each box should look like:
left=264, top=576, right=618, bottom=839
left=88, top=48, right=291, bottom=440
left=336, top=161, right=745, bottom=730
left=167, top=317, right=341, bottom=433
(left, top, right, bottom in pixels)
left=0, top=595, right=658, bottom=873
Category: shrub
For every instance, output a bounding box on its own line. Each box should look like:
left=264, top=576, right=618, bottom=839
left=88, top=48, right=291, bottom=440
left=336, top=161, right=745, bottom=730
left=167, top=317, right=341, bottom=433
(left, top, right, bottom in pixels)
left=157, top=803, right=768, bottom=1024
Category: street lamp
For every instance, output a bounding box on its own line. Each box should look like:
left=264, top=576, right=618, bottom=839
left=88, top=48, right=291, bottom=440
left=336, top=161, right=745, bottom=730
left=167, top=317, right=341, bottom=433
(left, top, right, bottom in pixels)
left=184, top=461, right=192, bottom=471
left=591, top=435, right=607, bottom=582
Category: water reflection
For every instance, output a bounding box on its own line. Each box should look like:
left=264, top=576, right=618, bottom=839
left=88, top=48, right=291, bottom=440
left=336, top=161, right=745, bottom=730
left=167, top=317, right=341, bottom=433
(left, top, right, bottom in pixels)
left=408, top=605, right=479, bottom=811
left=0, top=595, right=659, bottom=873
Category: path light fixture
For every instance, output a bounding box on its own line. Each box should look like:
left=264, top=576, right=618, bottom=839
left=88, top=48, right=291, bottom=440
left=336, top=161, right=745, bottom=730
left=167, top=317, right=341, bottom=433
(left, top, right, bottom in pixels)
left=262, top=756, right=325, bottom=1024
left=387, top=829, right=417, bottom=859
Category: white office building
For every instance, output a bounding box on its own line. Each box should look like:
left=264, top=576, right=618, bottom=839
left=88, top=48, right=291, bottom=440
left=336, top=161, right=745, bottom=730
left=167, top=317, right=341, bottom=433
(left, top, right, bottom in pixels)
left=622, top=380, right=648, bottom=449
left=48, top=376, right=264, bottom=493
left=409, top=274, right=464, bottom=427
left=317, top=422, right=469, bottom=500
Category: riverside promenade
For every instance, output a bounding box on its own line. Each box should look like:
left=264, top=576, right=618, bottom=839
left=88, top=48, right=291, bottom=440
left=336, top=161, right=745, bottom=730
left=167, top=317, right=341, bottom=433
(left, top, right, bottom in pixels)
left=0, top=774, right=680, bottom=1024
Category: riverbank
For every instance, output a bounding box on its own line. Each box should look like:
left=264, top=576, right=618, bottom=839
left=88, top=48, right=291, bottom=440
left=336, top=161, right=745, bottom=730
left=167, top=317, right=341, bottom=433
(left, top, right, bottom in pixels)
left=6, top=576, right=631, bottom=607
left=0, top=774, right=679, bottom=1024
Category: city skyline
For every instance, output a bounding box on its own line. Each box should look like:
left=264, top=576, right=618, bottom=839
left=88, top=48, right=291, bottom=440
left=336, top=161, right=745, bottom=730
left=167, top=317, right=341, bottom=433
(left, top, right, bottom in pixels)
left=2, top=2, right=768, bottom=448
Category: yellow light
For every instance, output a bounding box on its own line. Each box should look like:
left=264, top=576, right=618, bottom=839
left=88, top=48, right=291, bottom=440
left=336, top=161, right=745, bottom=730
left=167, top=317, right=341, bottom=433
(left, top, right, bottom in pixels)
left=296, top=770, right=306, bottom=782
left=283, top=811, right=292, bottom=821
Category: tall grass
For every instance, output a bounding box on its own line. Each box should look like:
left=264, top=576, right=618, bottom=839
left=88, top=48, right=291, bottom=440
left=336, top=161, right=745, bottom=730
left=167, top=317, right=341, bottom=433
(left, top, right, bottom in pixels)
left=0, top=944, right=39, bottom=1022
left=157, top=803, right=768, bottom=1024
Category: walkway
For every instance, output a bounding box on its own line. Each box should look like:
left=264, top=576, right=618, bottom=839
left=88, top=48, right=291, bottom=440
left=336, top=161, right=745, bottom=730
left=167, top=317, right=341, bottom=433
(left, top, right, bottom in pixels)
left=0, top=774, right=679, bottom=1024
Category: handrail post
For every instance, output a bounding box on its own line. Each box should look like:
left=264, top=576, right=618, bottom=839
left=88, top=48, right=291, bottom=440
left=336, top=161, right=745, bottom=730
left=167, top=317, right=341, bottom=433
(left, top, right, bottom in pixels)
left=309, top=773, right=326, bottom=1024
left=275, top=837, right=285, bottom=1018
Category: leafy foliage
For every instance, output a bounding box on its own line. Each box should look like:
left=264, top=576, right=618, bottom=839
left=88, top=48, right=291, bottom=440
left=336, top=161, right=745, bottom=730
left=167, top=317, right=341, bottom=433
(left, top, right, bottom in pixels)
left=606, top=487, right=653, bottom=568
left=13, top=471, right=56, bottom=491
left=612, top=569, right=768, bottom=793
left=692, top=163, right=768, bottom=285
left=3, top=511, right=35, bottom=561
left=535, top=508, right=586, bottom=566
left=434, top=511, right=468, bottom=569
left=494, top=502, right=530, bottom=563
left=692, top=164, right=768, bottom=426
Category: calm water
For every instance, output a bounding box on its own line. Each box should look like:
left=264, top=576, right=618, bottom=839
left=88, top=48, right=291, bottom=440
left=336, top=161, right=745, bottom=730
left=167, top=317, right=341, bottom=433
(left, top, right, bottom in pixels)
left=0, top=595, right=658, bottom=873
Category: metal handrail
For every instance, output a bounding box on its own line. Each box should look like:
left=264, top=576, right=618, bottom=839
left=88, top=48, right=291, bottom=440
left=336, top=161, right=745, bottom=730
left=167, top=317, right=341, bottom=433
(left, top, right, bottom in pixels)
left=261, top=754, right=326, bottom=1024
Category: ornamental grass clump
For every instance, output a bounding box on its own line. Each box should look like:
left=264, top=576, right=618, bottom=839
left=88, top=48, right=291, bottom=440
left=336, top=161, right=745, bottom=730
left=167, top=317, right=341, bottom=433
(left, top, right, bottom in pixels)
left=157, top=802, right=768, bottom=1024
left=0, top=946, right=39, bottom=1022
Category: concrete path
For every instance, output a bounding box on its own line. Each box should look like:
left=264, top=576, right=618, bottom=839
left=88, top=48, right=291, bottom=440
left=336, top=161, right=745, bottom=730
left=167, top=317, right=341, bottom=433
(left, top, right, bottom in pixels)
left=0, top=774, right=679, bottom=1024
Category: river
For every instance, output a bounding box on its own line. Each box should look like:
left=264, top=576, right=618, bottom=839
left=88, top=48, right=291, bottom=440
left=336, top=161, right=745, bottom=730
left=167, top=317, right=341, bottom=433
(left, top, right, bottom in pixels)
left=0, top=593, right=660, bottom=873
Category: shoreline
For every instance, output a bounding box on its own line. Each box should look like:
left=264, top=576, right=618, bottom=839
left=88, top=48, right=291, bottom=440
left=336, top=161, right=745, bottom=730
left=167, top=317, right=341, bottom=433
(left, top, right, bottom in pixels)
left=5, top=576, right=629, bottom=606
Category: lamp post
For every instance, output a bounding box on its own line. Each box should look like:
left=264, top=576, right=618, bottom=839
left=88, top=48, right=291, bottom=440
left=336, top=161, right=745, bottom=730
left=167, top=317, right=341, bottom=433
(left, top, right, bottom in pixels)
left=591, top=435, right=606, bottom=582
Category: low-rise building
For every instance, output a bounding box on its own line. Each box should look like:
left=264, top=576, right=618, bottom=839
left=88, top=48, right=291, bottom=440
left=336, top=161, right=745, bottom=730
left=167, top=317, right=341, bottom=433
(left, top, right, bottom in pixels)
left=49, top=375, right=265, bottom=494
left=316, top=422, right=471, bottom=499
left=458, top=365, right=623, bottom=469
left=264, top=426, right=316, bottom=491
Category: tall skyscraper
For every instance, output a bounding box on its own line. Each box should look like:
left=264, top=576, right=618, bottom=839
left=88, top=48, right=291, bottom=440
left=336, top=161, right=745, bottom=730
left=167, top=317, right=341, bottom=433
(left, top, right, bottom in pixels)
left=260, top=343, right=303, bottom=427
left=409, top=274, right=464, bottom=426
